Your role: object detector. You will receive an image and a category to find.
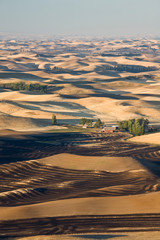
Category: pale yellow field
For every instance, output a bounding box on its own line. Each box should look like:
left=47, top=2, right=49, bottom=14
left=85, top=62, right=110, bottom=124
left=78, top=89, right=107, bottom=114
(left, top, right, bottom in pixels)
left=0, top=39, right=159, bottom=130
left=129, top=132, right=160, bottom=145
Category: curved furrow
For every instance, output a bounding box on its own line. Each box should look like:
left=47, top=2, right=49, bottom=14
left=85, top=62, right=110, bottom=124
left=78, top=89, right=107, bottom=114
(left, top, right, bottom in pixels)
left=135, top=150, right=160, bottom=162
left=74, top=183, right=152, bottom=197
left=0, top=188, right=46, bottom=206
left=1, top=214, right=160, bottom=237
left=0, top=166, right=158, bottom=207
left=0, top=132, right=160, bottom=208
left=0, top=161, right=108, bottom=181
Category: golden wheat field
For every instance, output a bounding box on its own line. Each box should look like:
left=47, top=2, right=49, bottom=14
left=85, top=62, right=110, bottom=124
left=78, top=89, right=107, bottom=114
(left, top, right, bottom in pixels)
left=0, top=39, right=160, bottom=239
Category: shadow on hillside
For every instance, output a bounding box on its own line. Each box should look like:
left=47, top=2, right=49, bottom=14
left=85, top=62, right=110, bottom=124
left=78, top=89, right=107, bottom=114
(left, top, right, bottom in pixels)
left=2, top=100, right=95, bottom=118
left=73, top=234, right=127, bottom=239
left=0, top=72, right=49, bottom=81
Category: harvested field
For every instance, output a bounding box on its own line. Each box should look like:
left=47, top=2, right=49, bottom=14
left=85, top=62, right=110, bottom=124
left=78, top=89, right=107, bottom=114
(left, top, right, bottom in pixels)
left=0, top=33, right=160, bottom=240
left=1, top=132, right=160, bottom=162
left=1, top=214, right=160, bottom=237
left=0, top=131, right=160, bottom=237
left=0, top=161, right=157, bottom=207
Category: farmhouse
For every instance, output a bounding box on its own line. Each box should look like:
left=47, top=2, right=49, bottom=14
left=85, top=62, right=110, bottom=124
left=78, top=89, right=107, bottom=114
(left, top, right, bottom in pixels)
left=102, top=125, right=119, bottom=133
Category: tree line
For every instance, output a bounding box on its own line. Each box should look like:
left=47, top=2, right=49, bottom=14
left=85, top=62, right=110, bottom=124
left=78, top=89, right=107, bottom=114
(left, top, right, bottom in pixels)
left=117, top=118, right=149, bottom=136
left=0, top=82, right=47, bottom=93
left=51, top=116, right=104, bottom=128
left=97, top=64, right=157, bottom=73
left=80, top=118, right=103, bottom=128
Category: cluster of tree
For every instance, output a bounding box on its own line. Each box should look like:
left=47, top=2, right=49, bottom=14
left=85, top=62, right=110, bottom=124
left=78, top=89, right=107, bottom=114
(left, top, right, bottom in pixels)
left=0, top=82, right=47, bottom=93
left=46, top=66, right=66, bottom=73
left=117, top=118, right=149, bottom=136
left=53, top=66, right=65, bottom=72
left=80, top=118, right=103, bottom=128
left=80, top=118, right=93, bottom=126
left=94, top=118, right=103, bottom=128
left=97, top=64, right=157, bottom=73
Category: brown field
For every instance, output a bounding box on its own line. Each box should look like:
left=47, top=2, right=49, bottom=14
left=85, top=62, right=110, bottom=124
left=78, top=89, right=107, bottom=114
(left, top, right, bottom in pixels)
left=0, top=39, right=160, bottom=130
left=0, top=131, right=160, bottom=238
left=0, top=39, right=160, bottom=239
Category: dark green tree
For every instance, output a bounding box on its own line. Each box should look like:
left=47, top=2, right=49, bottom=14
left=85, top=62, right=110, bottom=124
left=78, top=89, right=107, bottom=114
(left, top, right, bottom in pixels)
left=117, top=118, right=149, bottom=136
left=52, top=114, right=57, bottom=125
left=94, top=118, right=103, bottom=128
left=0, top=82, right=47, bottom=93
left=80, top=118, right=93, bottom=126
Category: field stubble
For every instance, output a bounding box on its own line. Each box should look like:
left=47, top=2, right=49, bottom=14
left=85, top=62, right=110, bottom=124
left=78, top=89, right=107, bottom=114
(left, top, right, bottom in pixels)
left=0, top=131, right=160, bottom=237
